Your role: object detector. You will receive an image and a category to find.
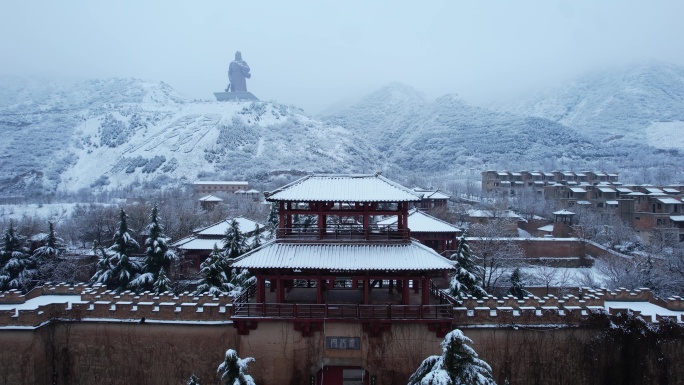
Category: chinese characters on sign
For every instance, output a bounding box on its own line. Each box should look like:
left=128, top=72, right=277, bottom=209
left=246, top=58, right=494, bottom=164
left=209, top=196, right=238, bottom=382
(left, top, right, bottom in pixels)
left=326, top=337, right=361, bottom=350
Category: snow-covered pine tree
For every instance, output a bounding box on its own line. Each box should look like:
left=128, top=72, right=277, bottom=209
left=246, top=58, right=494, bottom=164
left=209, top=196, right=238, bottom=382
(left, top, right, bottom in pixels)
left=217, top=349, right=256, bottom=385
left=508, top=267, right=530, bottom=299
left=33, top=222, right=67, bottom=285
left=108, top=209, right=141, bottom=292
left=131, top=206, right=176, bottom=293
left=449, top=235, right=488, bottom=299
left=90, top=241, right=114, bottom=287
left=186, top=373, right=201, bottom=385
left=229, top=267, right=256, bottom=296
left=224, top=219, right=247, bottom=259
left=195, top=244, right=232, bottom=296
left=153, top=268, right=172, bottom=294
left=0, top=222, right=36, bottom=292
left=408, top=329, right=497, bottom=385
left=250, top=224, right=262, bottom=250
left=266, top=203, right=279, bottom=232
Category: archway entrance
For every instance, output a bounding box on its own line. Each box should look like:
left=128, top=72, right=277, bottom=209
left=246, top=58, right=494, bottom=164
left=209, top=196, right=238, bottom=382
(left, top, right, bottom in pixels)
left=316, top=366, right=369, bottom=385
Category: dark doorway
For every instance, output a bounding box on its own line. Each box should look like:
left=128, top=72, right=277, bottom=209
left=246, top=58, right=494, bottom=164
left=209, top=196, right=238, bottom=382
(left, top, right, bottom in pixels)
left=316, top=366, right=369, bottom=385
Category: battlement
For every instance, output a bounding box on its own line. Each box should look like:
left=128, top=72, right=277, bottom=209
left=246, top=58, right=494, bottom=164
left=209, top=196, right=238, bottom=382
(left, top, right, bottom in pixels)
left=0, top=284, right=681, bottom=329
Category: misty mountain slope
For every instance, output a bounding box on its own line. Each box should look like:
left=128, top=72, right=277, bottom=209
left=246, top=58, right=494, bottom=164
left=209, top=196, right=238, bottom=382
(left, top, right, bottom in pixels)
left=386, top=94, right=599, bottom=172
left=318, top=82, right=427, bottom=152
left=0, top=77, right=380, bottom=195
left=501, top=62, right=684, bottom=147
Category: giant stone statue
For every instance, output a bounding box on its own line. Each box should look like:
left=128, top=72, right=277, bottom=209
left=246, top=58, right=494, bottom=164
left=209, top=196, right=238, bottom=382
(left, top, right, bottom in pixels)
left=214, top=50, right=259, bottom=101
left=228, top=51, right=251, bottom=92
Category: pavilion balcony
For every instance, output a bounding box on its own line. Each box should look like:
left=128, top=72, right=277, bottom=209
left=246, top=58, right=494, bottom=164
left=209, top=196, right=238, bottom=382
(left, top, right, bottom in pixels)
left=231, top=302, right=454, bottom=321
left=275, top=224, right=410, bottom=242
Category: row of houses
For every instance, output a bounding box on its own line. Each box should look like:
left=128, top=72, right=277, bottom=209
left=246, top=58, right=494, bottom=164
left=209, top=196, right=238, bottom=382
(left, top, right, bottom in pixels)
left=481, top=170, right=620, bottom=192
left=482, top=170, right=684, bottom=242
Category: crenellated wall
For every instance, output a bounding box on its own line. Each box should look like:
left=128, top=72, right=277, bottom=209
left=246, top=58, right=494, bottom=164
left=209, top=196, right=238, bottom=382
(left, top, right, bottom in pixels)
left=0, top=284, right=683, bottom=385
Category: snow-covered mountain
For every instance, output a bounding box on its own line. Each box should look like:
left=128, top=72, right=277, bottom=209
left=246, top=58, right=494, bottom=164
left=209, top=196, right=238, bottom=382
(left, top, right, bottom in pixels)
left=500, top=62, right=684, bottom=148
left=0, top=77, right=380, bottom=196
left=320, top=84, right=600, bottom=173
left=2, top=63, right=684, bottom=198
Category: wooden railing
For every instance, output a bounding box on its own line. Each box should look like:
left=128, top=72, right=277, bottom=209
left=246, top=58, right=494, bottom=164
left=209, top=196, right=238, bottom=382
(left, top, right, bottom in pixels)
left=276, top=225, right=410, bottom=242
left=231, top=303, right=453, bottom=320
left=430, top=281, right=459, bottom=306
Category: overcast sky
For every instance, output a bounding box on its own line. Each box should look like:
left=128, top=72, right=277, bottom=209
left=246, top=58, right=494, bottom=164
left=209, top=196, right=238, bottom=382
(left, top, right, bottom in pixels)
left=2, top=1, right=683, bottom=113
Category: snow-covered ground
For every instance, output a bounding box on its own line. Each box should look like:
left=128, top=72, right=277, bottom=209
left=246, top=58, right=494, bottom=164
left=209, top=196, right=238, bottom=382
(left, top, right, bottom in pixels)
left=0, top=203, right=79, bottom=223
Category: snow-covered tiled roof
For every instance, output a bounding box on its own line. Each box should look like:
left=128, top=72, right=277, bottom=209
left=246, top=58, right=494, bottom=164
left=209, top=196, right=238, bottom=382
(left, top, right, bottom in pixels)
left=232, top=241, right=455, bottom=271
left=174, top=233, right=266, bottom=251
left=199, top=194, right=223, bottom=202
left=577, top=200, right=591, bottom=205
left=645, top=187, right=664, bottom=194
left=569, top=187, right=586, bottom=193
left=193, top=181, right=248, bottom=185
left=377, top=209, right=462, bottom=233
left=606, top=200, right=618, bottom=205
left=616, top=188, right=633, bottom=193
left=598, top=187, right=615, bottom=193
left=196, top=217, right=265, bottom=236
left=176, top=237, right=225, bottom=250
left=670, top=216, right=684, bottom=222
left=656, top=197, right=682, bottom=205
left=663, top=188, right=680, bottom=193
left=264, top=174, right=421, bottom=202
left=553, top=210, right=575, bottom=215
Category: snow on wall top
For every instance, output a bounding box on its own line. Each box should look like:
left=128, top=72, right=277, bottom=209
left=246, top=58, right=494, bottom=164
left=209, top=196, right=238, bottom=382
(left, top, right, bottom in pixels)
left=232, top=240, right=454, bottom=271
left=264, top=174, right=421, bottom=202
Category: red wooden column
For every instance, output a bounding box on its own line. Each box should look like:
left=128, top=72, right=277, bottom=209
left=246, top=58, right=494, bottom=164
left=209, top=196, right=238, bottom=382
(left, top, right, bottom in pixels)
left=363, top=203, right=370, bottom=240
left=388, top=279, right=394, bottom=294
left=257, top=275, right=266, bottom=303
left=421, top=278, right=430, bottom=305
left=317, top=278, right=324, bottom=304
left=363, top=278, right=370, bottom=304
left=276, top=275, right=285, bottom=303
left=413, top=279, right=420, bottom=293
left=285, top=202, right=292, bottom=233
left=402, top=278, right=410, bottom=305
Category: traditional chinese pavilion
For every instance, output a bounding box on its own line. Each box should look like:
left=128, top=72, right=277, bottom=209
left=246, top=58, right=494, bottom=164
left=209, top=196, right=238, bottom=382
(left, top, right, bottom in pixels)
left=231, top=173, right=455, bottom=336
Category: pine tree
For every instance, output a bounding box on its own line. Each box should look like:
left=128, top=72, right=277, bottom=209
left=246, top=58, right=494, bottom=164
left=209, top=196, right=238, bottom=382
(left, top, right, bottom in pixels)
left=508, top=267, right=530, bottom=299
left=153, top=268, right=172, bottom=294
left=229, top=267, right=256, bottom=296
left=186, top=373, right=201, bottom=385
left=0, top=222, right=36, bottom=292
left=90, top=241, right=114, bottom=287
left=94, top=209, right=141, bottom=292
left=250, top=224, right=262, bottom=250
left=408, top=329, right=497, bottom=385
left=131, top=206, right=176, bottom=293
left=266, top=203, right=279, bottom=231
left=217, top=349, right=256, bottom=385
left=33, top=222, right=66, bottom=285
left=195, top=244, right=232, bottom=296
left=224, top=219, right=247, bottom=259
left=449, top=235, right=488, bottom=299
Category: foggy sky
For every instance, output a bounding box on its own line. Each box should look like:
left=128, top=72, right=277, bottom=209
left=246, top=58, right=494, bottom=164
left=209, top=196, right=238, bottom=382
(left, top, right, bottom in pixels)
left=2, top=0, right=683, bottom=113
